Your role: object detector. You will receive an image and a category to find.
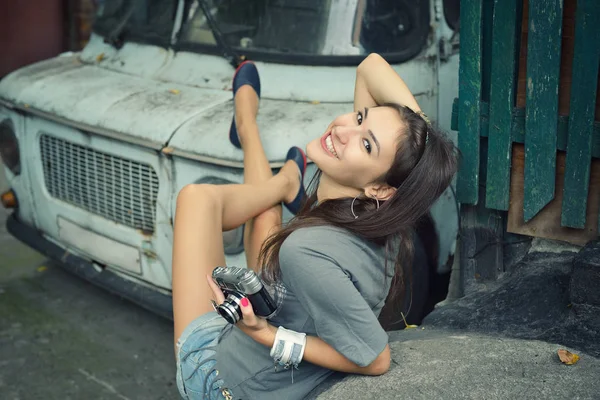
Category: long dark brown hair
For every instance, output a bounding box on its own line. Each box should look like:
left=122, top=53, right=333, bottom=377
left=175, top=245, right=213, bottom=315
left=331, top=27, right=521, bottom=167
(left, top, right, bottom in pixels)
left=259, top=103, right=459, bottom=308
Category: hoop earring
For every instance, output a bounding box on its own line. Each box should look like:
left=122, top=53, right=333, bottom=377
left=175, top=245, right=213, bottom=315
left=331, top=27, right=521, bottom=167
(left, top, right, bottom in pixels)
left=351, top=195, right=359, bottom=219
left=350, top=196, right=380, bottom=219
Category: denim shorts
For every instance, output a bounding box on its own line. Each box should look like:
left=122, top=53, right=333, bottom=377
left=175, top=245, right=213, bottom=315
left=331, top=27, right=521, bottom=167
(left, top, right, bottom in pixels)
left=176, top=311, right=235, bottom=400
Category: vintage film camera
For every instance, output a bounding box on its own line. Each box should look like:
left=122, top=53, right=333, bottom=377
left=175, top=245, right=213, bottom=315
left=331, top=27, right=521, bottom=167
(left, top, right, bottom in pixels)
left=211, top=266, right=277, bottom=324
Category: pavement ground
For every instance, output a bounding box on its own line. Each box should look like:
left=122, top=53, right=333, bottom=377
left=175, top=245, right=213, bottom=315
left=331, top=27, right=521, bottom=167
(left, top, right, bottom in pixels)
left=311, top=329, right=600, bottom=400
left=0, top=164, right=178, bottom=400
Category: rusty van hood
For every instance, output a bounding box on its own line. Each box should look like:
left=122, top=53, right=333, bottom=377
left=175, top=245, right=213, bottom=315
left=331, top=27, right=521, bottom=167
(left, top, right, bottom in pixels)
left=0, top=55, right=349, bottom=166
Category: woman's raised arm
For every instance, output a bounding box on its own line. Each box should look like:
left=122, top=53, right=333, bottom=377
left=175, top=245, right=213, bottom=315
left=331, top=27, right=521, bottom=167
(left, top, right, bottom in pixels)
left=354, top=53, right=421, bottom=113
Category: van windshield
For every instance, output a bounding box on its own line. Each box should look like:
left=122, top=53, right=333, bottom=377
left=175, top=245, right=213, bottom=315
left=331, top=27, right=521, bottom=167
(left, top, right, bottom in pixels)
left=93, top=0, right=178, bottom=47
left=178, top=0, right=430, bottom=65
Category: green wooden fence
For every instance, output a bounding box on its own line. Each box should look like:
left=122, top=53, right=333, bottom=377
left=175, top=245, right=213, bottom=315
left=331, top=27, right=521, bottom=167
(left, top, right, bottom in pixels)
left=454, top=0, right=600, bottom=232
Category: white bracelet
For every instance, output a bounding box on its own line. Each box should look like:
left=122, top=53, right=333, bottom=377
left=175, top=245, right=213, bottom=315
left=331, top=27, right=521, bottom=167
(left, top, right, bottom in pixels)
left=270, top=326, right=307, bottom=368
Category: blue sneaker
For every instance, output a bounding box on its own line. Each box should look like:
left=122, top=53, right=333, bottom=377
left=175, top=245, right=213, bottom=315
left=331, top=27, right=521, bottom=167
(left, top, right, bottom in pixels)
left=229, top=61, right=261, bottom=149
left=283, top=147, right=307, bottom=215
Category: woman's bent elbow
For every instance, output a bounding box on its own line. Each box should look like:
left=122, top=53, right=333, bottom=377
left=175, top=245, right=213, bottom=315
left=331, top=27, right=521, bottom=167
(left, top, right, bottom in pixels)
left=365, top=345, right=391, bottom=376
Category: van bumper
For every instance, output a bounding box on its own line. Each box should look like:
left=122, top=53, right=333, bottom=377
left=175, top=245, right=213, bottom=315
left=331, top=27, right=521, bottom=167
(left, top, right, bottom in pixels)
left=6, top=212, right=174, bottom=320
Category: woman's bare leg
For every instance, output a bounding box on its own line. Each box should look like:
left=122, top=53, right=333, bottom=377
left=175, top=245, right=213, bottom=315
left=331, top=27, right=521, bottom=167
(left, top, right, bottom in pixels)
left=172, top=165, right=299, bottom=345
left=235, top=86, right=284, bottom=270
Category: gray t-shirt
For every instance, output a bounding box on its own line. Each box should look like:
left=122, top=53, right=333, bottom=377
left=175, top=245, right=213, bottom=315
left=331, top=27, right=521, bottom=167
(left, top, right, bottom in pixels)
left=215, top=226, right=393, bottom=400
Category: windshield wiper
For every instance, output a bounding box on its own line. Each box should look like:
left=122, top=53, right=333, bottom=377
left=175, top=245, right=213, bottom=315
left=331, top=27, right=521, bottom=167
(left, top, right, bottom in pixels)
left=104, top=0, right=139, bottom=49
left=196, top=0, right=243, bottom=68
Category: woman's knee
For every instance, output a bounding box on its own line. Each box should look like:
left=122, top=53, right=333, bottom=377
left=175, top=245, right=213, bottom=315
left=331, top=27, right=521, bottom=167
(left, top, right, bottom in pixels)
left=177, top=184, right=221, bottom=209
left=252, top=207, right=282, bottom=235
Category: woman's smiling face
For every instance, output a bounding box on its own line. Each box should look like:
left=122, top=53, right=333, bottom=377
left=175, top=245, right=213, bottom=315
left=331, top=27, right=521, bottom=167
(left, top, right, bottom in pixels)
left=306, top=106, right=405, bottom=190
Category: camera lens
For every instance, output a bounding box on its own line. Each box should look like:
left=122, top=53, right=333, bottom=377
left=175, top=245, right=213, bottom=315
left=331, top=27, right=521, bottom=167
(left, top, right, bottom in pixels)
left=216, top=292, right=244, bottom=324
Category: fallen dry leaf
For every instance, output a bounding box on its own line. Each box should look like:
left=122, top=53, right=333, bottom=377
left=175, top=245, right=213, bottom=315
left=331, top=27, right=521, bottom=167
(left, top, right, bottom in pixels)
left=169, top=89, right=180, bottom=95
left=400, top=312, right=419, bottom=329
left=96, top=53, right=105, bottom=62
left=558, top=349, right=579, bottom=365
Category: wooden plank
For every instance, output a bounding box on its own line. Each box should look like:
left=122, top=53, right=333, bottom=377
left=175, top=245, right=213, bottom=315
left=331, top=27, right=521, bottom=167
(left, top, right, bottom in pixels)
left=507, top=145, right=600, bottom=245
left=451, top=98, right=459, bottom=131
left=514, top=111, right=569, bottom=149
left=511, top=110, right=600, bottom=157
left=556, top=0, right=577, bottom=117
left=456, top=0, right=483, bottom=205
left=523, top=0, right=564, bottom=222
left=486, top=0, right=522, bottom=211
left=561, top=0, right=600, bottom=228
left=467, top=103, right=600, bottom=158
left=480, top=0, right=495, bottom=103
left=516, top=0, right=578, bottom=115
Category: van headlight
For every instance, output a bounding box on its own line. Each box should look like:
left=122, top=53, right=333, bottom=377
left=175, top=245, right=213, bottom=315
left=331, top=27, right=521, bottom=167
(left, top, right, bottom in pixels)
left=0, top=119, right=20, bottom=175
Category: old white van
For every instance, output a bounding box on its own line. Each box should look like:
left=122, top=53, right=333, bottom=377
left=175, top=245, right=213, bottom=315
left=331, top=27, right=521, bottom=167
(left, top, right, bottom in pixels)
left=0, top=0, right=459, bottom=326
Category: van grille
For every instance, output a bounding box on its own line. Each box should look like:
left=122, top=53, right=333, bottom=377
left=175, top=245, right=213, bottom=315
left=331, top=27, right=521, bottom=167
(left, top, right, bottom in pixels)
left=40, top=134, right=159, bottom=233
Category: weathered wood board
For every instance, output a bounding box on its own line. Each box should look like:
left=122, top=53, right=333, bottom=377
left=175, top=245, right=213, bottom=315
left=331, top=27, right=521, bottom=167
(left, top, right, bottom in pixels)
left=456, top=0, right=483, bottom=205
left=507, top=144, right=600, bottom=245
left=485, top=0, right=522, bottom=211
left=522, top=0, right=563, bottom=222
left=508, top=0, right=600, bottom=240
left=561, top=0, right=600, bottom=228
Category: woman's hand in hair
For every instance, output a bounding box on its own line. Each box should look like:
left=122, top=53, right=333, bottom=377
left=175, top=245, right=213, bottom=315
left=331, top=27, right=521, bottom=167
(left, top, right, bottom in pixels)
left=355, top=53, right=421, bottom=113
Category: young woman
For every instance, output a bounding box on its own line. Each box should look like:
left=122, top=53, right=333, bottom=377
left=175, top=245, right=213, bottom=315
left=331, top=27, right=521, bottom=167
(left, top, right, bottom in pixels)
left=172, top=53, right=458, bottom=400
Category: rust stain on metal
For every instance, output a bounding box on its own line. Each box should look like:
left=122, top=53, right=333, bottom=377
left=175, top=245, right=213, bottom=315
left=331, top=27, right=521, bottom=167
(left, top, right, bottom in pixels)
left=138, top=229, right=154, bottom=238
left=143, top=249, right=158, bottom=259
